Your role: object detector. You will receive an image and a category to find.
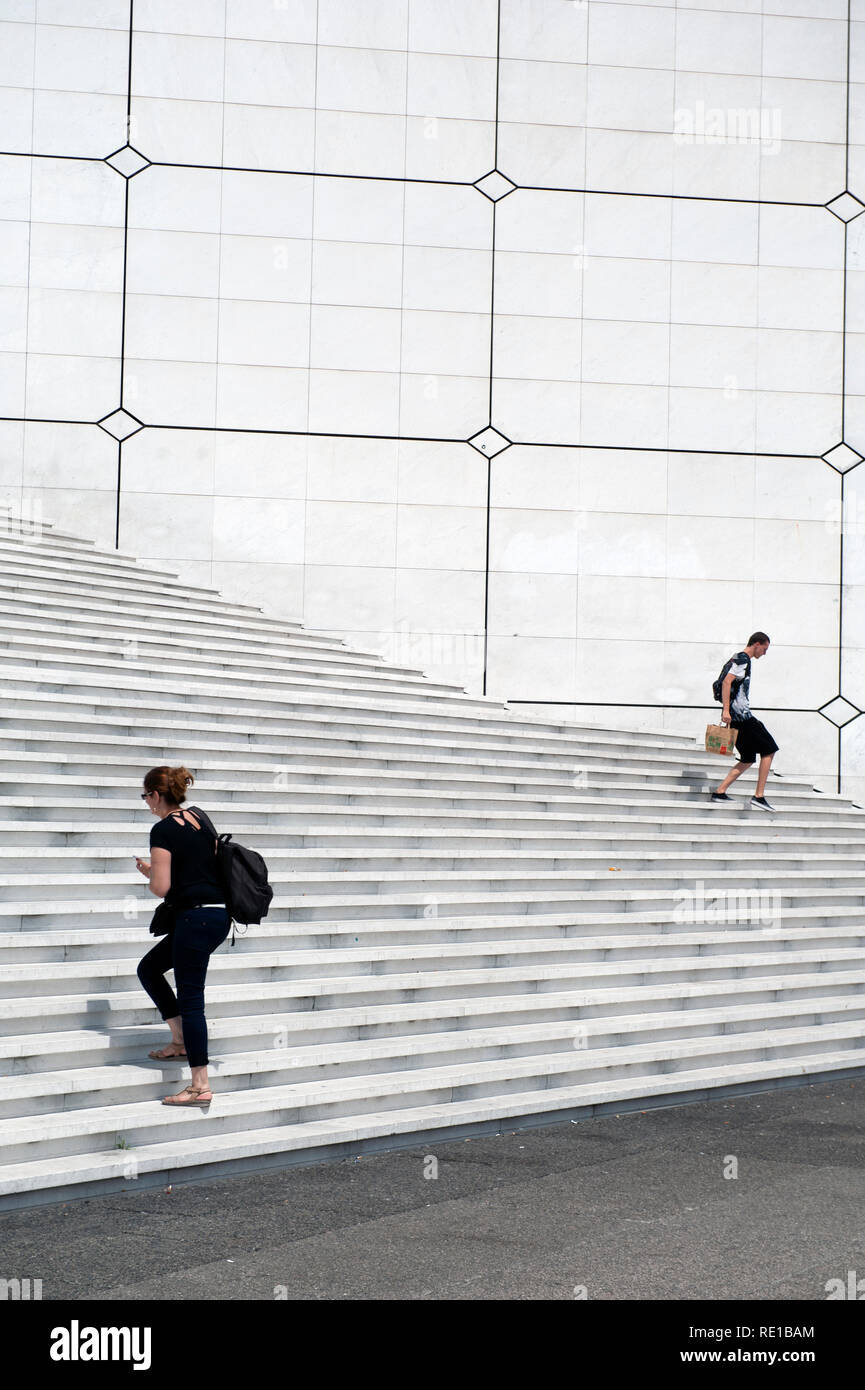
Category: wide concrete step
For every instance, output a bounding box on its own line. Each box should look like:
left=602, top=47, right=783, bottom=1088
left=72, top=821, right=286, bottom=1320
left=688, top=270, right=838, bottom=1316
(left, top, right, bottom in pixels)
left=0, top=842, right=860, bottom=877
left=0, top=745, right=823, bottom=797
left=0, top=632, right=467, bottom=694
left=4, top=1045, right=865, bottom=1208
left=0, top=773, right=829, bottom=818
left=4, top=972, right=862, bottom=1069
left=0, top=820, right=859, bottom=853
left=1, top=1025, right=864, bottom=1169
left=5, top=861, right=865, bottom=906
left=0, top=686, right=612, bottom=744
left=0, top=757, right=735, bottom=796
left=1, top=1010, right=864, bottom=1128
left=0, top=707, right=695, bottom=756
left=9, top=886, right=865, bottom=931
left=0, top=573, right=305, bottom=630
left=0, top=665, right=500, bottom=723
left=0, top=780, right=848, bottom=827
left=0, top=589, right=401, bottom=664
left=0, top=700, right=710, bottom=758
left=0, top=806, right=861, bottom=853
left=1, top=949, right=863, bottom=1034
left=0, top=595, right=395, bottom=665
left=0, top=713, right=823, bottom=805
left=4, top=986, right=864, bottom=1082
left=0, top=550, right=244, bottom=608
left=0, top=927, right=863, bottom=1000
left=0, top=653, right=471, bottom=705
left=0, top=532, right=222, bottom=583
left=0, top=616, right=444, bottom=682
left=4, top=905, right=865, bottom=960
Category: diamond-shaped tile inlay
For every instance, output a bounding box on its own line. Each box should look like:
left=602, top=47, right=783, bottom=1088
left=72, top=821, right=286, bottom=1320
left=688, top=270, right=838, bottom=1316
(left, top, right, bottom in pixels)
left=822, top=442, right=864, bottom=473
left=474, top=169, right=517, bottom=202
left=97, top=408, right=145, bottom=441
left=104, top=144, right=151, bottom=179
left=826, top=191, right=865, bottom=223
left=468, top=426, right=512, bottom=457
left=818, top=696, right=862, bottom=727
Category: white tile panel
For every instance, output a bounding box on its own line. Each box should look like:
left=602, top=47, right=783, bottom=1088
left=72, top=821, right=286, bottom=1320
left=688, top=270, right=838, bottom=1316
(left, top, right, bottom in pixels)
left=35, top=22, right=128, bottom=94
left=487, top=571, right=578, bottom=638
left=585, top=129, right=674, bottom=197
left=496, top=121, right=586, bottom=189
left=588, top=4, right=675, bottom=69
left=36, top=89, right=126, bottom=158
left=394, top=567, right=486, bottom=632
left=307, top=367, right=400, bottom=437
left=499, top=0, right=588, bottom=64
left=212, top=495, right=306, bottom=563
left=579, top=448, right=668, bottom=515
left=225, top=0, right=316, bottom=45
left=398, top=372, right=488, bottom=439
left=487, top=634, right=578, bottom=701
left=126, top=229, right=220, bottom=298
left=408, top=52, right=497, bottom=123
left=490, top=506, right=586, bottom=577
left=311, top=240, right=403, bottom=308
left=318, top=0, right=408, bottom=51
left=408, top=0, right=499, bottom=59
left=396, top=502, right=486, bottom=571
left=762, top=15, right=848, bottom=83
left=494, top=314, right=582, bottom=383
left=124, top=358, right=217, bottom=427
left=218, top=299, right=310, bottom=369
left=500, top=59, right=587, bottom=127
left=491, top=447, right=580, bottom=511
left=314, top=109, right=407, bottom=178
left=222, top=103, right=316, bottom=170
left=303, top=563, right=396, bottom=631
left=215, top=364, right=308, bottom=432
left=675, top=9, right=762, bottom=77
left=396, top=441, right=487, bottom=506
left=404, top=113, right=494, bottom=182
left=124, top=292, right=217, bottom=363
left=135, top=1, right=227, bottom=37
left=224, top=39, right=315, bottom=108
left=308, top=435, right=398, bottom=503
left=0, top=86, right=33, bottom=153
left=220, top=234, right=311, bottom=303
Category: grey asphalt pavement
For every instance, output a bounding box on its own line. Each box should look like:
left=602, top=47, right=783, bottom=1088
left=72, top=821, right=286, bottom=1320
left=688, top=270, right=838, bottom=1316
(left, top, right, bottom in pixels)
left=3, top=1078, right=864, bottom=1301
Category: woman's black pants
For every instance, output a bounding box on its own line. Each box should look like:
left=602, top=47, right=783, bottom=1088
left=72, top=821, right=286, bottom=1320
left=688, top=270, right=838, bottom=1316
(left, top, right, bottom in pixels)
left=137, top=906, right=231, bottom=1067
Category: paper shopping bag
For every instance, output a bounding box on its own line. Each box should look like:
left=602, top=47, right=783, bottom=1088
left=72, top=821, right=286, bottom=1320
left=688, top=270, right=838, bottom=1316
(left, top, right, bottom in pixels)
left=705, top=723, right=738, bottom=756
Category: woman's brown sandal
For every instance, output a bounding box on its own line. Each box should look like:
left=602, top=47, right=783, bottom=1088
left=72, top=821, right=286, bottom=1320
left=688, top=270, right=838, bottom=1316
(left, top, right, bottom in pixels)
left=162, top=1085, right=212, bottom=1106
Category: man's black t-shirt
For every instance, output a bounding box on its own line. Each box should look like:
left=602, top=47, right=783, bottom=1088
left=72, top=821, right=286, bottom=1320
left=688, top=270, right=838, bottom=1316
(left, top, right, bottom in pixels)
left=149, top=808, right=225, bottom=910
left=726, top=651, right=753, bottom=722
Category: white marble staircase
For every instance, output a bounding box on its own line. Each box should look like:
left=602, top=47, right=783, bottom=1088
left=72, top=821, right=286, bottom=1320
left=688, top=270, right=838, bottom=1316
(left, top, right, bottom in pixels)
left=0, top=513, right=864, bottom=1209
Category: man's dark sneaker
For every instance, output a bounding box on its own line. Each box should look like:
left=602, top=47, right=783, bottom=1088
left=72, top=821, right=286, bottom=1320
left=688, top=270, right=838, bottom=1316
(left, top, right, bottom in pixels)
left=751, top=796, right=775, bottom=811
left=710, top=792, right=732, bottom=802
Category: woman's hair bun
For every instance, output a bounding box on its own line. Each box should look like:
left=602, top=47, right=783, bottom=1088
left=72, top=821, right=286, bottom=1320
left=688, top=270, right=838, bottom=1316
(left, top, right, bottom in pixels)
left=143, top=765, right=194, bottom=805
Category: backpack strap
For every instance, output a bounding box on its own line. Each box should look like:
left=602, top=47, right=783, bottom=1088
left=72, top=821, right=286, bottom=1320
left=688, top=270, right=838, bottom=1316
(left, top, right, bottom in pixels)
left=187, top=804, right=219, bottom=842
left=186, top=805, right=236, bottom=944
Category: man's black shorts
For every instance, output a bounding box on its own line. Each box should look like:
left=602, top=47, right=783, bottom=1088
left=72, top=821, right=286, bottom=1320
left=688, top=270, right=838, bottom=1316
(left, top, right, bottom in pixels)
left=731, top=717, right=779, bottom=765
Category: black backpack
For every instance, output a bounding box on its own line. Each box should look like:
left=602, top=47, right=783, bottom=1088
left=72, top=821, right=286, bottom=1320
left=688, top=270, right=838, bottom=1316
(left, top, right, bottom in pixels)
left=712, top=653, right=749, bottom=704
left=188, top=805, right=273, bottom=945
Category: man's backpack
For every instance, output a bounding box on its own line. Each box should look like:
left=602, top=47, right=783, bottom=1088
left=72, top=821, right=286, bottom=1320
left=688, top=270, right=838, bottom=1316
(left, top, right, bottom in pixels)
left=188, top=805, right=273, bottom=945
left=712, top=653, right=749, bottom=704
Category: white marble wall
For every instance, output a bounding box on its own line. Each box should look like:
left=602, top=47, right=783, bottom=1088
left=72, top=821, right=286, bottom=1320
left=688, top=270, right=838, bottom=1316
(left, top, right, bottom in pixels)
left=0, top=0, right=863, bottom=795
